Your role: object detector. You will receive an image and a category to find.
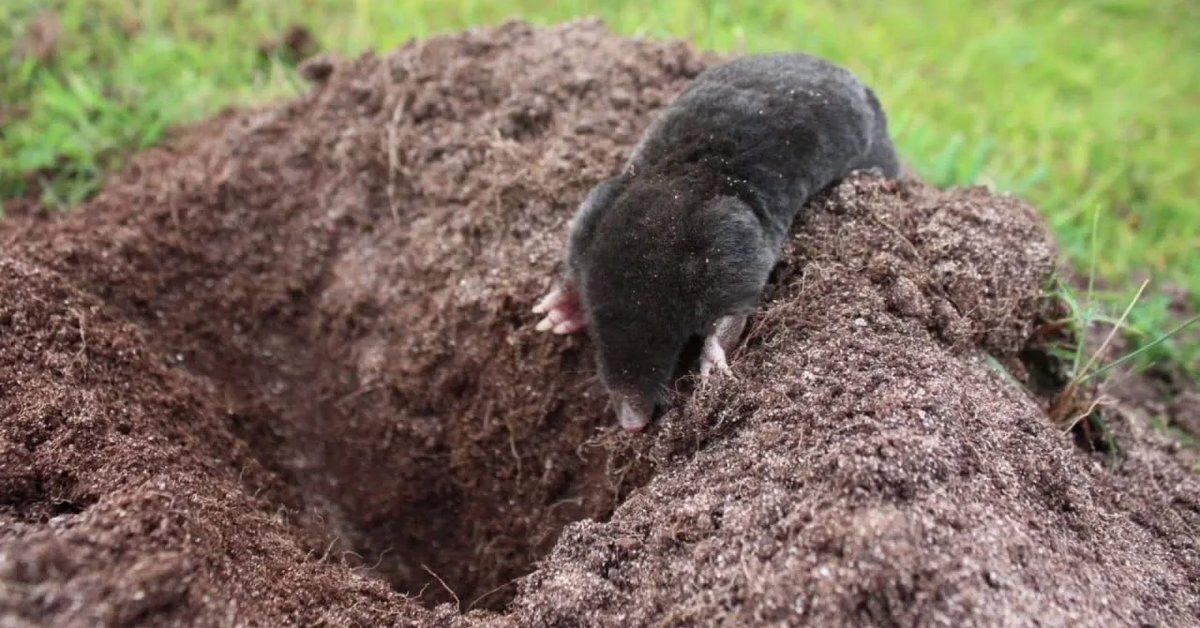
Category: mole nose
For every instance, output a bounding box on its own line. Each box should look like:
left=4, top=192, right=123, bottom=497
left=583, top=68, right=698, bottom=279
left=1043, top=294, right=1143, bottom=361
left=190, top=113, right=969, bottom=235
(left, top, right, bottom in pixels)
left=613, top=391, right=655, bottom=433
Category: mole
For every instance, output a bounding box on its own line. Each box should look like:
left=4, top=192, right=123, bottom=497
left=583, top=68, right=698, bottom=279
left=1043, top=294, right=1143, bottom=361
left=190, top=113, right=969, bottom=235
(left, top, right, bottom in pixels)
left=534, top=53, right=900, bottom=432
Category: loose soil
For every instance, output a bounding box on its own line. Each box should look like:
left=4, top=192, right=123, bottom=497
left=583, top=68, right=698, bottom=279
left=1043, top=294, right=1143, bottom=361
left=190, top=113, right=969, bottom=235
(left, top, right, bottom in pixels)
left=1, top=20, right=1197, bottom=628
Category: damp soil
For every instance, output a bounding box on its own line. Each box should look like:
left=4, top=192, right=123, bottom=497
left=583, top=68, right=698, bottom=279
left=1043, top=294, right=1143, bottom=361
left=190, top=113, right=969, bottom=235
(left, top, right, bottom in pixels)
left=1, top=19, right=1198, bottom=627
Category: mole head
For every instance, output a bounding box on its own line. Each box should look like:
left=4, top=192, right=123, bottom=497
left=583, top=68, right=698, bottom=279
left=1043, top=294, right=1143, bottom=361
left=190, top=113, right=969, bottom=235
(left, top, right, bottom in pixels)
left=586, top=296, right=690, bottom=432
left=569, top=174, right=775, bottom=431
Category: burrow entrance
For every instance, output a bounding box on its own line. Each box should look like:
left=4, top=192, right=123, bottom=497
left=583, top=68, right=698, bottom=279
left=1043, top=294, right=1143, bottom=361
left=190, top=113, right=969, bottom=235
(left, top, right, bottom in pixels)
left=209, top=313, right=653, bottom=610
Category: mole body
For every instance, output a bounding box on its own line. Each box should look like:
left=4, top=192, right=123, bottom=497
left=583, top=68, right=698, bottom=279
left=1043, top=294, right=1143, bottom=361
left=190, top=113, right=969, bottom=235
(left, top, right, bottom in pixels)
left=534, top=54, right=900, bottom=431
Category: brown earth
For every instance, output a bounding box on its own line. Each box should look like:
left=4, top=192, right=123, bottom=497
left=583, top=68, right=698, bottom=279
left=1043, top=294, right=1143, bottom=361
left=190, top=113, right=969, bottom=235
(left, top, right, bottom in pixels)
left=1, top=19, right=1198, bottom=628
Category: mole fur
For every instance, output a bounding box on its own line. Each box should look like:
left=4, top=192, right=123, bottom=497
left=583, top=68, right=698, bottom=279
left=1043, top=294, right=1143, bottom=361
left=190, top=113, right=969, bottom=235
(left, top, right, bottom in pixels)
left=561, top=53, right=900, bottom=428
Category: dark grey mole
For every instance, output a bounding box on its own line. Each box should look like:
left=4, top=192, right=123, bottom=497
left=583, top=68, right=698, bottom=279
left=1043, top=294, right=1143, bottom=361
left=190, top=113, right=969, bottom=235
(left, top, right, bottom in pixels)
left=534, top=53, right=900, bottom=431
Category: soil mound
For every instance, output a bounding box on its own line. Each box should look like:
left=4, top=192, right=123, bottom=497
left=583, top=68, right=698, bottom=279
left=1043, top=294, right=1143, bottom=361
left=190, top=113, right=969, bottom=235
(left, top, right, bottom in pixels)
left=2, top=20, right=1197, bottom=627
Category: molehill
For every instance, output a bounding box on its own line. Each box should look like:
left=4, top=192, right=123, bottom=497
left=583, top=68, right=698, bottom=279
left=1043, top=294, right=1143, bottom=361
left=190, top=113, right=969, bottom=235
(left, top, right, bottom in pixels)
left=1, top=20, right=1197, bottom=627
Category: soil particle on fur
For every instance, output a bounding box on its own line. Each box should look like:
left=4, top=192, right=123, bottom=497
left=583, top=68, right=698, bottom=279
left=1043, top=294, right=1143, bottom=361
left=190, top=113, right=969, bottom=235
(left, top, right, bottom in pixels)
left=1, top=19, right=1197, bottom=628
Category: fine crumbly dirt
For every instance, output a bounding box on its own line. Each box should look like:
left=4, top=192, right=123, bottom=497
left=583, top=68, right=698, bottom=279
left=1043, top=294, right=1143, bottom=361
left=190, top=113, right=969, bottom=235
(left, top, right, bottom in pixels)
left=1, top=19, right=1197, bottom=628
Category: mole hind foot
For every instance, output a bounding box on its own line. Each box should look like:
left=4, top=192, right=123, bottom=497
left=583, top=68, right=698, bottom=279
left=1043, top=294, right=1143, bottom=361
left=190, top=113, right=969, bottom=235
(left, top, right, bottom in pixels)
left=533, top=285, right=587, bottom=334
left=699, top=315, right=748, bottom=379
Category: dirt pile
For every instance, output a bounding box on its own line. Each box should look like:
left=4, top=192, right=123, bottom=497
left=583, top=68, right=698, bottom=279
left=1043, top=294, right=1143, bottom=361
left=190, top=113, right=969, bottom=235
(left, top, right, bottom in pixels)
left=1, top=20, right=1197, bottom=627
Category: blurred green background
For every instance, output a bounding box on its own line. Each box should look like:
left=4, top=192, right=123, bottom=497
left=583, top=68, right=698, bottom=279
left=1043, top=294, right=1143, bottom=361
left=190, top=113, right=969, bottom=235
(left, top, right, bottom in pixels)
left=1, top=0, right=1197, bottom=377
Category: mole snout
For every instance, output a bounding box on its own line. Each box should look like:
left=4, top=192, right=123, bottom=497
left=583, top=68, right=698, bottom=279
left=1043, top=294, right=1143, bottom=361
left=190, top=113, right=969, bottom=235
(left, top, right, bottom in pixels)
left=611, top=389, right=656, bottom=433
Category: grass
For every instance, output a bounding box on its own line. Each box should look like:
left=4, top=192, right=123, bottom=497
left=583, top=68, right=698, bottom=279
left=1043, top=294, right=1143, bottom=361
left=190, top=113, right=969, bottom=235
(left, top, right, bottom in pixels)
left=1046, top=271, right=1199, bottom=458
left=2, top=0, right=1198, bottom=377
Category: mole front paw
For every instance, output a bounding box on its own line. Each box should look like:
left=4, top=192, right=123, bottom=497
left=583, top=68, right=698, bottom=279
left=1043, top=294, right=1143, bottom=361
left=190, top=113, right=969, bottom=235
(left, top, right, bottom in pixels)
left=532, top=285, right=587, bottom=335
left=698, top=334, right=732, bottom=378
left=698, top=314, right=746, bottom=379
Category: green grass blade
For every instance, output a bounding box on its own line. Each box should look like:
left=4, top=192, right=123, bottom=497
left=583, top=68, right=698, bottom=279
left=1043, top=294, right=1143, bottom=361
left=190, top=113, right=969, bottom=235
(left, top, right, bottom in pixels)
left=1082, top=313, right=1200, bottom=383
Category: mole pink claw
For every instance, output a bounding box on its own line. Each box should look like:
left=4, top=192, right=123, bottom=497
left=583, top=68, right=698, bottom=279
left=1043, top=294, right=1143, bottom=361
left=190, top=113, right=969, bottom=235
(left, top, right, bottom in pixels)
left=533, top=285, right=587, bottom=334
